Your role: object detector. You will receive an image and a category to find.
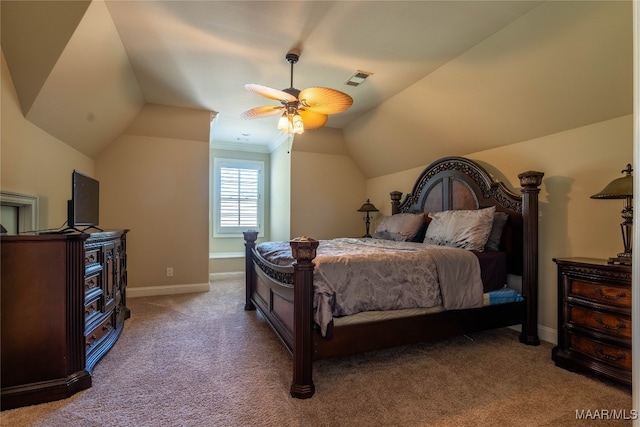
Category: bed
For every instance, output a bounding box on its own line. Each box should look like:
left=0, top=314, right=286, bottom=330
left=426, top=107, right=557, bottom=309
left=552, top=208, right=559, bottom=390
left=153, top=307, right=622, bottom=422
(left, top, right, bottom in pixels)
left=243, top=156, right=543, bottom=398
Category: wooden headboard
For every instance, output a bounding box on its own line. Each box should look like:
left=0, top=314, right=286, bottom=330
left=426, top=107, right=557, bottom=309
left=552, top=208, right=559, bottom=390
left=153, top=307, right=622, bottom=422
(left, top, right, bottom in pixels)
left=389, top=156, right=541, bottom=277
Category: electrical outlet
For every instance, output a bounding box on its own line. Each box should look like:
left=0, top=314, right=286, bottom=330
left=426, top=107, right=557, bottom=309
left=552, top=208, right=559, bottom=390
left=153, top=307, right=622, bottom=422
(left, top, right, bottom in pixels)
left=166, top=267, right=173, bottom=277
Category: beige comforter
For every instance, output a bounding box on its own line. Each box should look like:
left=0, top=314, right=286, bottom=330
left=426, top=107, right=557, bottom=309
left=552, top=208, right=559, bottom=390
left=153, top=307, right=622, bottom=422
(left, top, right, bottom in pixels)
left=256, top=238, right=483, bottom=336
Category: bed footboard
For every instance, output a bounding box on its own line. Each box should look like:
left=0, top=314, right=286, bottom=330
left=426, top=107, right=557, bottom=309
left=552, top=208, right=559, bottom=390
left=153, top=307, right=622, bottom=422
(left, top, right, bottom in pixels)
left=243, top=231, right=318, bottom=399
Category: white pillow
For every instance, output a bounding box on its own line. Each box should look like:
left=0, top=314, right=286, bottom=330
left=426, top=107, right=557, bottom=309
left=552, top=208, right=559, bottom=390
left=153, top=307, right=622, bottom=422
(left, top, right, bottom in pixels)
left=423, top=206, right=496, bottom=251
left=372, top=213, right=425, bottom=242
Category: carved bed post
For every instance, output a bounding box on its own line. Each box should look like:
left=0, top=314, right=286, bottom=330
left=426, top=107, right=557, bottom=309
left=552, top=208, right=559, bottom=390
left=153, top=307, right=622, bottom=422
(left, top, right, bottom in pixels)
left=390, top=191, right=403, bottom=214
left=518, top=171, right=544, bottom=345
left=243, top=230, right=258, bottom=311
left=289, top=236, right=319, bottom=399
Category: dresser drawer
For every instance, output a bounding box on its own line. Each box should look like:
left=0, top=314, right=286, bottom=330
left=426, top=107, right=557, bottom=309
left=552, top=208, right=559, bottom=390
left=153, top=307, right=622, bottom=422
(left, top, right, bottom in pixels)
left=84, top=273, right=101, bottom=293
left=569, top=333, right=632, bottom=371
left=569, top=279, right=631, bottom=308
left=568, top=306, right=631, bottom=339
left=85, top=248, right=101, bottom=267
left=85, top=314, right=114, bottom=353
left=84, top=296, right=102, bottom=324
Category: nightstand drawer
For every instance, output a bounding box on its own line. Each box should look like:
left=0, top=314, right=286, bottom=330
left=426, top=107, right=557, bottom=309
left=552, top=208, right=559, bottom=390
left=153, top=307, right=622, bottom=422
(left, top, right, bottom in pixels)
left=553, top=257, right=632, bottom=387
left=569, top=280, right=631, bottom=308
left=569, top=333, right=631, bottom=371
left=568, top=306, right=631, bottom=339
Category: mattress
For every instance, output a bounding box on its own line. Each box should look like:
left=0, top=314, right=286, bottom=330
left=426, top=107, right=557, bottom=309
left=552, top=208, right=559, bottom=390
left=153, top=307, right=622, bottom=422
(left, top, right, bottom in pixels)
left=333, top=287, right=523, bottom=327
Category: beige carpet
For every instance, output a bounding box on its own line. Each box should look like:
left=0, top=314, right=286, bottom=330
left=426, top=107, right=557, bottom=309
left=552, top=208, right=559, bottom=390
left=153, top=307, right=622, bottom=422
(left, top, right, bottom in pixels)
left=1, top=278, right=632, bottom=426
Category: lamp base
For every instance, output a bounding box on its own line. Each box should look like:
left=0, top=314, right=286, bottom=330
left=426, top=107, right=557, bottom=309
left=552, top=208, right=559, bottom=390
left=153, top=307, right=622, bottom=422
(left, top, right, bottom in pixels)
left=607, top=255, right=632, bottom=265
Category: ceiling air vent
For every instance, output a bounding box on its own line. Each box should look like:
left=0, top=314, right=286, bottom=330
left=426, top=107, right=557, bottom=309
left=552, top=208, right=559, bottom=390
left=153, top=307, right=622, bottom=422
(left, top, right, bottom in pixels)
left=346, top=70, right=373, bottom=87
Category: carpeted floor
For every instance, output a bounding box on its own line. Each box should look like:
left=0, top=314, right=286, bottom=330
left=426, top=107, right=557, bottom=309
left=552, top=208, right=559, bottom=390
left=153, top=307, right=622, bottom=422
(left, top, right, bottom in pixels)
left=1, top=278, right=632, bottom=426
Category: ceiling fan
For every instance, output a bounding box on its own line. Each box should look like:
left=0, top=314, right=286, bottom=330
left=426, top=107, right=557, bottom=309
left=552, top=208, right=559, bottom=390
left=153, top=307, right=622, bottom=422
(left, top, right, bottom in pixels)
left=241, top=50, right=353, bottom=135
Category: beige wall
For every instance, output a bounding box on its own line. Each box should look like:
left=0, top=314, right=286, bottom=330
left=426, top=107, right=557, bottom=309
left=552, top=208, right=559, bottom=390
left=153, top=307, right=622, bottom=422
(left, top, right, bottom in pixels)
left=270, top=138, right=292, bottom=241
left=291, top=151, right=367, bottom=239
left=1, top=50, right=94, bottom=229
left=96, top=110, right=211, bottom=292
left=366, top=114, right=633, bottom=340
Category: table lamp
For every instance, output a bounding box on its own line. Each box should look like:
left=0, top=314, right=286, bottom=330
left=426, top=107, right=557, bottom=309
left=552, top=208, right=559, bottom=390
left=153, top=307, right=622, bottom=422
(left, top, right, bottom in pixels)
left=357, top=199, right=379, bottom=238
left=591, top=164, right=633, bottom=265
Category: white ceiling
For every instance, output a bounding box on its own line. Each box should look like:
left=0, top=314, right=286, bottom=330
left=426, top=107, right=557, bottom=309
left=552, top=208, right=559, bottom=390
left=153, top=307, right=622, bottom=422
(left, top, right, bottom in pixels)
left=104, top=0, right=543, bottom=147
left=1, top=1, right=633, bottom=178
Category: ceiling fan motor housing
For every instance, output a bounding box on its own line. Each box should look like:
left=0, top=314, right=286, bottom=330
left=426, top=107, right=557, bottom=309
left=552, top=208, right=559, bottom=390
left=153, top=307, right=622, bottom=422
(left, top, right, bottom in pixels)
left=285, top=51, right=300, bottom=64
left=282, top=87, right=301, bottom=98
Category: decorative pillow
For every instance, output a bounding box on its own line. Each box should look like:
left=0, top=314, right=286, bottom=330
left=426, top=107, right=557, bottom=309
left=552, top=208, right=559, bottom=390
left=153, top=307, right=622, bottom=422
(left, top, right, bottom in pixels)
left=423, top=206, right=496, bottom=251
left=372, top=213, right=425, bottom=242
left=485, top=211, right=509, bottom=251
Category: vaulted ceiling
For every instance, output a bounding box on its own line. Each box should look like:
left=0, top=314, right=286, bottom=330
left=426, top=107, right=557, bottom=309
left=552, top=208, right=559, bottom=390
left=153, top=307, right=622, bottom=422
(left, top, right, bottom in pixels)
left=1, top=1, right=632, bottom=178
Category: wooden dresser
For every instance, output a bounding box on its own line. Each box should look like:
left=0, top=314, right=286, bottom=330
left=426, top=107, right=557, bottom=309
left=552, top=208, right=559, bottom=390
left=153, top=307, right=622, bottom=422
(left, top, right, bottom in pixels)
left=1, top=230, right=130, bottom=410
left=552, top=257, right=631, bottom=387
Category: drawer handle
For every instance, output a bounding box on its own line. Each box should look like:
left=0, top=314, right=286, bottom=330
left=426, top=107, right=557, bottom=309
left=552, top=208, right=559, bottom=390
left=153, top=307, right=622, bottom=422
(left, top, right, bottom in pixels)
left=595, top=347, right=625, bottom=362
left=85, top=304, right=97, bottom=316
left=86, top=334, right=98, bottom=348
left=594, top=317, right=626, bottom=331
left=594, top=288, right=627, bottom=300
left=86, top=253, right=96, bottom=263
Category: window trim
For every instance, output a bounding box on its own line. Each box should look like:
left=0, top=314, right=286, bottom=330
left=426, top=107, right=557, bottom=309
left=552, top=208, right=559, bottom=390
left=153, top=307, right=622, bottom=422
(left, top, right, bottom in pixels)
left=212, top=157, right=264, bottom=238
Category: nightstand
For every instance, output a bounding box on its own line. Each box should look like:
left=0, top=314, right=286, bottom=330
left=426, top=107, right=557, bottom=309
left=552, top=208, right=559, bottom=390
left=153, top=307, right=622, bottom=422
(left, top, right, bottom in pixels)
left=552, top=257, right=631, bottom=387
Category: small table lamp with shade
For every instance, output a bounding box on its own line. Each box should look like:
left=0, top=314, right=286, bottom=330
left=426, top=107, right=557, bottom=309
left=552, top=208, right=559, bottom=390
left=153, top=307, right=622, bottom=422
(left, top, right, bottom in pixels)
left=357, top=199, right=379, bottom=238
left=591, top=164, right=633, bottom=265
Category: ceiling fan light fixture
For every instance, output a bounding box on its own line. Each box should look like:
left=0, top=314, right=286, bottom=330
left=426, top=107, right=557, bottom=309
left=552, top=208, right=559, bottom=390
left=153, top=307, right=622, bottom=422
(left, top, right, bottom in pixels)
left=277, top=111, right=304, bottom=135
left=292, top=113, right=304, bottom=134
left=277, top=112, right=289, bottom=131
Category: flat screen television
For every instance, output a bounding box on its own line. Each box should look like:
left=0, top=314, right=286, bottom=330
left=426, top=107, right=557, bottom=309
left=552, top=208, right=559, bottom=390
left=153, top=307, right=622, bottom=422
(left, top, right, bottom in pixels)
left=68, top=170, right=99, bottom=228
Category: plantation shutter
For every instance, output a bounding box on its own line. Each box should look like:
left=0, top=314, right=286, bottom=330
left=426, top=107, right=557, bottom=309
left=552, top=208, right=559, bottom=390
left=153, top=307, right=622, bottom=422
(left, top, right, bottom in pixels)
left=219, top=166, right=259, bottom=229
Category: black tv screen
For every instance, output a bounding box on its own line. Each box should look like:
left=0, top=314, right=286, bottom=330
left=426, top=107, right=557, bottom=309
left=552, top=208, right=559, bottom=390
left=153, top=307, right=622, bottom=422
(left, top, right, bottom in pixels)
left=68, top=170, right=99, bottom=227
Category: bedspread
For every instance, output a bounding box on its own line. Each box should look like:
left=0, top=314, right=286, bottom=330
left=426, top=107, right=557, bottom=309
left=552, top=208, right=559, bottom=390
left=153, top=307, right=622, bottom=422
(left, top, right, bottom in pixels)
left=256, top=238, right=483, bottom=336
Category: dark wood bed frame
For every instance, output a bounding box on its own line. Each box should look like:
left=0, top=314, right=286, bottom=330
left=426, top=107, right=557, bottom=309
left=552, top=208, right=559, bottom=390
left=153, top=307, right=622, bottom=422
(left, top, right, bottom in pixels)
left=243, top=156, right=543, bottom=399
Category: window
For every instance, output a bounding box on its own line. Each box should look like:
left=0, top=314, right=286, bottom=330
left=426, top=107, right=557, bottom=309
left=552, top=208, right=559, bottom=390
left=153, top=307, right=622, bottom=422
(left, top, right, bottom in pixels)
left=213, top=158, right=264, bottom=236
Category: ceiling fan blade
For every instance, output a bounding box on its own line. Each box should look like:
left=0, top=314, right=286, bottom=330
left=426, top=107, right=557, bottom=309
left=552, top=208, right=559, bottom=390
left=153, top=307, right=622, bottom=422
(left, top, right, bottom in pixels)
left=245, top=84, right=297, bottom=103
left=240, top=105, right=284, bottom=120
left=298, top=87, right=353, bottom=115
left=298, top=109, right=328, bottom=130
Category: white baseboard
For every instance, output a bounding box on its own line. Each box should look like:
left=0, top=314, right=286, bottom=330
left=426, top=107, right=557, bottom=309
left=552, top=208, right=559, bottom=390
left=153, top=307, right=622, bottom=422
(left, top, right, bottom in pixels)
left=209, top=252, right=244, bottom=259
left=127, top=282, right=210, bottom=298
left=209, top=271, right=244, bottom=281
left=507, top=324, right=557, bottom=345
left=538, top=324, right=558, bottom=345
